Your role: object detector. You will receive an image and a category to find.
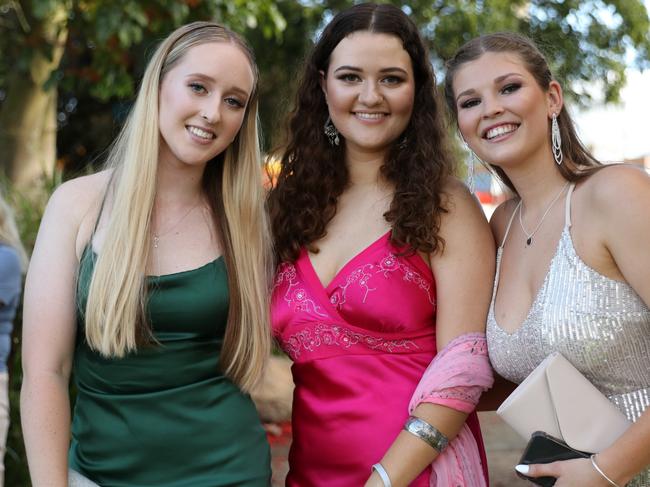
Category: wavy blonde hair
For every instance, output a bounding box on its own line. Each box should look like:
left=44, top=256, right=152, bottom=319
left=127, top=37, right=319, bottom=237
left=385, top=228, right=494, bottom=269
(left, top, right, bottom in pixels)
left=84, top=22, right=272, bottom=392
left=0, top=189, right=28, bottom=271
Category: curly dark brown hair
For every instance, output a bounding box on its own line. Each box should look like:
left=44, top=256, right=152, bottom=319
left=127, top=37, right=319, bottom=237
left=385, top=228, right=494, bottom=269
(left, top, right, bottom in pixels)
left=268, top=2, right=456, bottom=263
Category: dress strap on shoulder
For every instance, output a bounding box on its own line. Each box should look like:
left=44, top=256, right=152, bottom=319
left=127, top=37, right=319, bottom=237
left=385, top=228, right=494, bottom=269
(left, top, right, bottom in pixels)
left=88, top=177, right=114, bottom=249
left=564, top=183, right=576, bottom=229
left=92, top=194, right=107, bottom=236
left=500, top=200, right=521, bottom=249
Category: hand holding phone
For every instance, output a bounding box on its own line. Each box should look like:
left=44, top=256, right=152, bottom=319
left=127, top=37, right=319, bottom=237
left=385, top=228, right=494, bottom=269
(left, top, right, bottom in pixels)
left=516, top=431, right=591, bottom=486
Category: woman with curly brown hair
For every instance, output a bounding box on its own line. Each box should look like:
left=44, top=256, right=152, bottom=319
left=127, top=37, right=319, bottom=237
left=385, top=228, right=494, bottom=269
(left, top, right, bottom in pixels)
left=268, top=4, right=495, bottom=486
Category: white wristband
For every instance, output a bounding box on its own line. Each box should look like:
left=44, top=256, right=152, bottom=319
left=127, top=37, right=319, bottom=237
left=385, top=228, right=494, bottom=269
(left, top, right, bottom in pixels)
left=372, top=463, right=393, bottom=487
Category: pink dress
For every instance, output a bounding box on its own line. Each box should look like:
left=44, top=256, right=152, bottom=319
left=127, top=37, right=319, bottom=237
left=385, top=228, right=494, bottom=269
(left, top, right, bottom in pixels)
left=272, top=231, right=488, bottom=486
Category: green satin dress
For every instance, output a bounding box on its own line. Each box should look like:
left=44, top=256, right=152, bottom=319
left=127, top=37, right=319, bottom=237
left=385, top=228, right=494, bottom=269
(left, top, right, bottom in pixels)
left=69, top=247, right=271, bottom=486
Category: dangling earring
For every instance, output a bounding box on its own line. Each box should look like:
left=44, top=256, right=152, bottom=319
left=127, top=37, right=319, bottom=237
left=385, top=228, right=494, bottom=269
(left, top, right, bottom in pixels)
left=461, top=140, right=476, bottom=194
left=551, top=113, right=563, bottom=165
left=468, top=153, right=477, bottom=194
left=324, top=116, right=340, bottom=146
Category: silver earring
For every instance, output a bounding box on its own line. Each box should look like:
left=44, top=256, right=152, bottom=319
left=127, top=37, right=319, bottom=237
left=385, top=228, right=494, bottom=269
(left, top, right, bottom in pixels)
left=551, top=113, right=563, bottom=165
left=461, top=141, right=476, bottom=193
left=467, top=151, right=477, bottom=194
left=324, top=116, right=340, bottom=146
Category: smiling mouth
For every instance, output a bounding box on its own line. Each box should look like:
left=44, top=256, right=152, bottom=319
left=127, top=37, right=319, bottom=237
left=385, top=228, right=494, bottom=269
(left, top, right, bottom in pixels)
left=484, top=123, right=519, bottom=140
left=353, top=112, right=388, bottom=120
left=187, top=125, right=216, bottom=140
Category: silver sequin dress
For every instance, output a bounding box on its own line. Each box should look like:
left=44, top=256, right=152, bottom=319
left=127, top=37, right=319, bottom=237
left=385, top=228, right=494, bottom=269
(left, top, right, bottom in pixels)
left=487, top=184, right=650, bottom=486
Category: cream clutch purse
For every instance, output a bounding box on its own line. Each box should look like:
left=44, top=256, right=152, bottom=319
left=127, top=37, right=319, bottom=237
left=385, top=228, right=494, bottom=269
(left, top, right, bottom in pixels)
left=496, top=352, right=631, bottom=452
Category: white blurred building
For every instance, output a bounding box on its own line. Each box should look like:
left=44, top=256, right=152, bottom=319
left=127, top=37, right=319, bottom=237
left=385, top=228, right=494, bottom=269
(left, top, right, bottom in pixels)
left=573, top=69, right=650, bottom=169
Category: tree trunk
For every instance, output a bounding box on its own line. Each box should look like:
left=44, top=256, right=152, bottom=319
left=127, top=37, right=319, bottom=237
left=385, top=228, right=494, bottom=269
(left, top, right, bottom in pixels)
left=0, top=3, right=69, bottom=189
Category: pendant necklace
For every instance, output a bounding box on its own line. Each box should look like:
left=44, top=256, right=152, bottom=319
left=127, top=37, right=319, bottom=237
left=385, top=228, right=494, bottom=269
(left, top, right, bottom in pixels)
left=152, top=199, right=203, bottom=249
left=518, top=181, right=569, bottom=247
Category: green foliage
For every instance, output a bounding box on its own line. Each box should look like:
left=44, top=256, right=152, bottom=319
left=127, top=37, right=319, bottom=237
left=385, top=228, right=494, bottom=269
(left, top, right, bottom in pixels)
left=242, top=1, right=327, bottom=146
left=1, top=0, right=648, bottom=162
left=388, top=0, right=650, bottom=104
left=3, top=0, right=643, bottom=130
left=30, top=0, right=65, bottom=20
left=4, top=173, right=61, bottom=250
left=59, top=0, right=290, bottom=101
left=0, top=0, right=289, bottom=104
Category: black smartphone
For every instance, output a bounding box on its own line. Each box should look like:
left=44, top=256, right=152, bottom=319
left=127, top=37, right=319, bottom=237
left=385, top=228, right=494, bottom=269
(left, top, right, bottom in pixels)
left=516, top=431, right=591, bottom=486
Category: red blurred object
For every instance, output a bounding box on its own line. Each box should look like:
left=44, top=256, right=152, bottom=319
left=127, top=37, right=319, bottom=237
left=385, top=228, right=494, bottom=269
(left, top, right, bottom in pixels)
left=266, top=421, right=292, bottom=446
left=269, top=422, right=292, bottom=486
left=475, top=190, right=493, bottom=204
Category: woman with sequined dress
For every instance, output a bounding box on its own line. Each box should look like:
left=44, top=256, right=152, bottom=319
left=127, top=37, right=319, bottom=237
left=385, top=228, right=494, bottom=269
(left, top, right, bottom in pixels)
left=446, top=32, right=650, bottom=486
left=268, top=4, right=495, bottom=486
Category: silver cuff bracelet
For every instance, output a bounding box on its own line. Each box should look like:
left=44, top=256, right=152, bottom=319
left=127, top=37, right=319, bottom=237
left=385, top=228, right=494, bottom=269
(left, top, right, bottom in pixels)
left=403, top=415, right=449, bottom=452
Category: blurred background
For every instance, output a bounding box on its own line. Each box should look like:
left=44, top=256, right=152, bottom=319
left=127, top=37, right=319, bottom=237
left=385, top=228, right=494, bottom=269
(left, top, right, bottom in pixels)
left=1, top=1, right=649, bottom=485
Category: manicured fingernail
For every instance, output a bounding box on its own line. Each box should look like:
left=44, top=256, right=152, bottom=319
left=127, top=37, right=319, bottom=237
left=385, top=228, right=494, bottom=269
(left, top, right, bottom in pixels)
left=515, top=464, right=530, bottom=474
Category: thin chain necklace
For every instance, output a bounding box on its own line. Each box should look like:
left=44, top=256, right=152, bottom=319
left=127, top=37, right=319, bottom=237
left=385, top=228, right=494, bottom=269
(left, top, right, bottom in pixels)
left=152, top=198, right=203, bottom=249
left=518, top=181, right=569, bottom=247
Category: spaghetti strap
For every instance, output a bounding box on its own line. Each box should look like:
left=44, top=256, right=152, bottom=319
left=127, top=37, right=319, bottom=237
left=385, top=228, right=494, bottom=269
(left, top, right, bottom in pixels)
left=88, top=180, right=113, bottom=251
left=92, top=194, right=107, bottom=236
left=500, top=200, right=521, bottom=249
left=564, top=183, right=576, bottom=229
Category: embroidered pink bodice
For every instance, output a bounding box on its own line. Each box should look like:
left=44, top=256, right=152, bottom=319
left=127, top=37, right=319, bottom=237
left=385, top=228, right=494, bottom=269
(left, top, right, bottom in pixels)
left=272, top=232, right=487, bottom=486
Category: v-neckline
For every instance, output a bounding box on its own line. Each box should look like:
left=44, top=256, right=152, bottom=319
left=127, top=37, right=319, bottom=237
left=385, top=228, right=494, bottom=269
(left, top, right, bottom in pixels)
left=301, top=230, right=392, bottom=292
left=491, top=183, right=576, bottom=335
left=491, top=227, right=566, bottom=335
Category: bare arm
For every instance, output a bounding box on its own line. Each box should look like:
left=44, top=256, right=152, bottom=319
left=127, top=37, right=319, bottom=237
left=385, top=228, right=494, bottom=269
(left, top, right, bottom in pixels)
left=21, top=179, right=93, bottom=486
left=366, top=180, right=496, bottom=487
left=524, top=167, right=650, bottom=486
left=472, top=200, right=520, bottom=412
left=585, top=167, right=650, bottom=483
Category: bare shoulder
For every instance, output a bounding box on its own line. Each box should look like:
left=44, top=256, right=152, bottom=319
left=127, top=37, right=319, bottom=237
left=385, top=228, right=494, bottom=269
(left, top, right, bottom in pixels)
left=49, top=170, right=111, bottom=216
left=575, top=165, right=650, bottom=299
left=430, top=179, right=496, bottom=341
left=489, top=198, right=519, bottom=245
left=580, top=164, right=650, bottom=217
left=441, top=176, right=482, bottom=214
left=42, top=170, right=112, bottom=253
left=437, top=176, right=493, bottom=248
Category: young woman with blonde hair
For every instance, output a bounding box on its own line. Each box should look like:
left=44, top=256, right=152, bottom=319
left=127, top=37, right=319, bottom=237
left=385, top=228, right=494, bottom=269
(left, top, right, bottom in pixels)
left=0, top=189, right=27, bottom=487
left=21, top=21, right=272, bottom=486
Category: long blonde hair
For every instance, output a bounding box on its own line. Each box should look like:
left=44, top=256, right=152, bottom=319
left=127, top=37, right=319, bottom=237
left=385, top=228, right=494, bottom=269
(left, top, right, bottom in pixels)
left=84, top=22, right=272, bottom=392
left=0, top=189, right=28, bottom=271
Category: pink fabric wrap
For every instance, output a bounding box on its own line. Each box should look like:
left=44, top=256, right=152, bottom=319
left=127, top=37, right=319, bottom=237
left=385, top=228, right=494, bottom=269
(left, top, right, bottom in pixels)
left=409, top=332, right=494, bottom=487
